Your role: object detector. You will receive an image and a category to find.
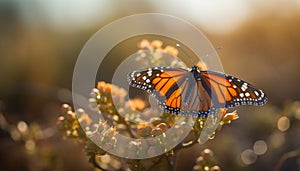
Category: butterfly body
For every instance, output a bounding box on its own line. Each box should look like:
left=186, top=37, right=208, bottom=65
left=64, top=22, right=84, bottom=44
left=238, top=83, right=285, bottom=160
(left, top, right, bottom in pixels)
left=128, top=65, right=267, bottom=118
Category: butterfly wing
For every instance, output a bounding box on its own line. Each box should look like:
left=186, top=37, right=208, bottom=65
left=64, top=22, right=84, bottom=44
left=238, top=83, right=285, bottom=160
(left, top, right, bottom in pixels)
left=196, top=70, right=267, bottom=143
left=128, top=66, right=190, bottom=113
left=199, top=70, right=267, bottom=109
left=128, top=66, right=268, bottom=144
left=128, top=66, right=267, bottom=116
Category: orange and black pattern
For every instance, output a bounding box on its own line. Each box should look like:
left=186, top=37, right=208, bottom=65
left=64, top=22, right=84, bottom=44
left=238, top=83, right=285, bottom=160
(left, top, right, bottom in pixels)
left=128, top=65, right=267, bottom=118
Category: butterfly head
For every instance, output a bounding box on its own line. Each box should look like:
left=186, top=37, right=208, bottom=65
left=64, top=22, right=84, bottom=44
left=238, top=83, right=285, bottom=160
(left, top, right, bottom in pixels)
left=190, top=65, right=201, bottom=80
left=191, top=65, right=201, bottom=73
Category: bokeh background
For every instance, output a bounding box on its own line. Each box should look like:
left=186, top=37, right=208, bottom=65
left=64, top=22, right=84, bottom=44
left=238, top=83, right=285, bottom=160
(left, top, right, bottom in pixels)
left=1, top=1, right=300, bottom=171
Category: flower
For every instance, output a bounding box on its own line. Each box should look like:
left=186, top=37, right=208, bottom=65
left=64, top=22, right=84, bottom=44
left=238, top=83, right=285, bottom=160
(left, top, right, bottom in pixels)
left=77, top=109, right=92, bottom=126
left=138, top=39, right=150, bottom=49
left=111, top=84, right=127, bottom=99
left=57, top=39, right=250, bottom=171
left=151, top=127, right=164, bottom=136
left=97, top=81, right=127, bottom=99
left=126, top=98, right=147, bottom=111
left=97, top=81, right=111, bottom=92
left=137, top=122, right=152, bottom=137
left=221, top=110, right=239, bottom=125
left=164, top=45, right=179, bottom=57
left=150, top=40, right=163, bottom=49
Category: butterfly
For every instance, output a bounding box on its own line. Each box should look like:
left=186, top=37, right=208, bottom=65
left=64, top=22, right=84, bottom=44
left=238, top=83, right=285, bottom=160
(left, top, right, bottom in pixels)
left=127, top=65, right=267, bottom=118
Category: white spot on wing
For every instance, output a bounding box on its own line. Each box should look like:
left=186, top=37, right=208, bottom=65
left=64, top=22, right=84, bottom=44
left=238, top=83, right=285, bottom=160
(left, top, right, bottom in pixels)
left=260, top=90, right=264, bottom=97
left=241, top=83, right=248, bottom=92
left=147, top=70, right=152, bottom=76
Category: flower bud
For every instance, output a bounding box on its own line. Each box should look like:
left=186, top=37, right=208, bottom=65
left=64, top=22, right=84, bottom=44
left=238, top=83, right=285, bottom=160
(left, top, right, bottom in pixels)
left=195, top=156, right=204, bottom=164
left=156, top=123, right=168, bottom=132
left=193, top=165, right=201, bottom=171
left=201, top=148, right=214, bottom=159
left=137, top=125, right=152, bottom=137
left=61, top=104, right=71, bottom=114
left=151, top=40, right=163, bottom=49
left=151, top=127, right=163, bottom=136
left=210, top=165, right=221, bottom=171
left=66, top=111, right=75, bottom=119
left=90, top=88, right=100, bottom=98
left=150, top=117, right=162, bottom=126
left=56, top=116, right=65, bottom=130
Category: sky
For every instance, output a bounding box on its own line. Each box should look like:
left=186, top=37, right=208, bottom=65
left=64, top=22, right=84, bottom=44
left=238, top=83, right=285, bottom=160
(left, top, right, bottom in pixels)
left=8, top=0, right=300, bottom=34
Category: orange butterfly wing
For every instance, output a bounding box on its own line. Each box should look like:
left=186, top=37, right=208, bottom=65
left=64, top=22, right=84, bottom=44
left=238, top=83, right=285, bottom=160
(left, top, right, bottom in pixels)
left=128, top=66, right=267, bottom=118
left=200, top=71, right=267, bottom=109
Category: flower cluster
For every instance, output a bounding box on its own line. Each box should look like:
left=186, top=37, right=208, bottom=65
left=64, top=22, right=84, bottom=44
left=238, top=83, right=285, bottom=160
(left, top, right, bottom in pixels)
left=57, top=39, right=240, bottom=170
left=136, top=39, right=187, bottom=69
left=56, top=104, right=88, bottom=138
left=193, top=149, right=221, bottom=171
left=56, top=103, right=122, bottom=170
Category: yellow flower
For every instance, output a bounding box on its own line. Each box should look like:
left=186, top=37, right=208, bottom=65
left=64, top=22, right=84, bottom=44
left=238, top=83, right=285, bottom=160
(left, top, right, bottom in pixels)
left=111, top=84, right=127, bottom=99
left=138, top=39, right=150, bottom=49
left=97, top=81, right=110, bottom=92
left=126, top=98, right=147, bottom=111
left=151, top=40, right=163, bottom=49
left=97, top=81, right=127, bottom=99
left=164, top=45, right=179, bottom=57
left=78, top=113, right=92, bottom=126
left=221, top=110, right=239, bottom=125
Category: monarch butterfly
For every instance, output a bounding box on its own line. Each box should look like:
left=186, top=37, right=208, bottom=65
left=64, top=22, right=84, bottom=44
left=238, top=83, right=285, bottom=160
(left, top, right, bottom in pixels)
left=127, top=65, right=267, bottom=118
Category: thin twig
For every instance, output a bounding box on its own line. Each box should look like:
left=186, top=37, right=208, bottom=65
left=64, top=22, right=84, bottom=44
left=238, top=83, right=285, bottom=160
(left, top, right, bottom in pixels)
left=120, top=118, right=136, bottom=138
left=274, top=148, right=300, bottom=171
left=170, top=152, right=177, bottom=171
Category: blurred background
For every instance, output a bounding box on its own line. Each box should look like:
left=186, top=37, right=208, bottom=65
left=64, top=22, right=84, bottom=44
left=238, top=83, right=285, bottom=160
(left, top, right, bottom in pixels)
left=0, top=0, right=300, bottom=170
